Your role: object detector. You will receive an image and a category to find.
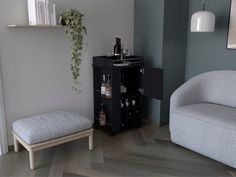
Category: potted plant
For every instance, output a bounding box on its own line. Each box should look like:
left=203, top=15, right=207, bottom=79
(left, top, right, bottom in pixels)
left=59, top=9, right=87, bottom=92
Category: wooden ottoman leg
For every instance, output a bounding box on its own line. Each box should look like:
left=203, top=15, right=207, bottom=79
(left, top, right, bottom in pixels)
left=29, top=150, right=35, bottom=170
left=13, top=134, right=19, bottom=152
left=89, top=133, right=93, bottom=150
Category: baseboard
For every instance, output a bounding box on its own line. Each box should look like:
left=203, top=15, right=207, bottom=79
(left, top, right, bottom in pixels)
left=8, top=144, right=23, bottom=152
left=143, top=118, right=161, bottom=128
left=8, top=145, right=14, bottom=152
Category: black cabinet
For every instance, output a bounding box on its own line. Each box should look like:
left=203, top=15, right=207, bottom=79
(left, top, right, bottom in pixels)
left=93, top=56, right=163, bottom=135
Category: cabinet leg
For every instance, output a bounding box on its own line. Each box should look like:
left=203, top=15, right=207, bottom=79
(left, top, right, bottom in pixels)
left=89, top=134, right=93, bottom=150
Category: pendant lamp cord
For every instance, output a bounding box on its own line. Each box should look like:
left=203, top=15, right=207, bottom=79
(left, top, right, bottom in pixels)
left=202, top=0, right=206, bottom=11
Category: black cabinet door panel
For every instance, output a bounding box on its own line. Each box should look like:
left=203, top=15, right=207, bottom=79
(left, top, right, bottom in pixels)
left=142, top=67, right=163, bottom=100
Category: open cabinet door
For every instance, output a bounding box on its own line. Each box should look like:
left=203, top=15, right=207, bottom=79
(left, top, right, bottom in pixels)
left=142, top=67, right=163, bottom=100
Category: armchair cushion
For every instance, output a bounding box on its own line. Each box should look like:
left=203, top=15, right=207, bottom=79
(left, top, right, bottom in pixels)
left=173, top=103, right=236, bottom=131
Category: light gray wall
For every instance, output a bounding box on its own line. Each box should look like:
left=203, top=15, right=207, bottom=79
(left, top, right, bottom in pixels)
left=134, top=0, right=164, bottom=124
left=0, top=0, right=134, bottom=145
left=186, top=0, right=236, bottom=80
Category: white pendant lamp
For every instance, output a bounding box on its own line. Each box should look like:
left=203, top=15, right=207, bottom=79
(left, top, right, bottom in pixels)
left=191, top=0, right=215, bottom=32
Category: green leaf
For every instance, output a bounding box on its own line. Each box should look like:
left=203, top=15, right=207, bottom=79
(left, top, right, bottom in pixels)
left=60, top=8, right=88, bottom=92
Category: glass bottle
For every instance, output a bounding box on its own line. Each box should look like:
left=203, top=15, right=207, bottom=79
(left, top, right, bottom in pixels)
left=132, top=100, right=136, bottom=107
left=105, top=75, right=112, bottom=99
left=101, top=74, right=106, bottom=97
left=120, top=73, right=127, bottom=94
left=125, top=99, right=130, bottom=108
left=99, top=103, right=106, bottom=126
left=114, top=37, right=121, bottom=60
left=120, top=73, right=125, bottom=93
left=120, top=100, right=124, bottom=109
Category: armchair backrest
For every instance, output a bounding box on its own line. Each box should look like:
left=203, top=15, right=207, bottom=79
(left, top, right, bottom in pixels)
left=190, top=70, right=236, bottom=108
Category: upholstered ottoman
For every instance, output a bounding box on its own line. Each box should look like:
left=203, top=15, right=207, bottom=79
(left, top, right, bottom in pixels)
left=12, top=111, right=93, bottom=170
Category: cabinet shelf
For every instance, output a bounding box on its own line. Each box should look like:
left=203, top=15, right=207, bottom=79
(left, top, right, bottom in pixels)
left=121, top=105, right=142, bottom=113
left=7, top=24, right=64, bottom=28
left=121, top=93, right=142, bottom=99
left=95, top=118, right=112, bottom=127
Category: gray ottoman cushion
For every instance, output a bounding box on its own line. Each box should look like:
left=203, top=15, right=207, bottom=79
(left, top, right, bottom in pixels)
left=12, top=111, right=92, bottom=145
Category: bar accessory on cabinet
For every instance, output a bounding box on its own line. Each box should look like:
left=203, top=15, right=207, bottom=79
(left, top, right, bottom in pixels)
left=123, top=49, right=130, bottom=57
left=99, top=103, right=106, bottom=126
left=114, top=37, right=121, bottom=59
left=106, top=42, right=115, bottom=57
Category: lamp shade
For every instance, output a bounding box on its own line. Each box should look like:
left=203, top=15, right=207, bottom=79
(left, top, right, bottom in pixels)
left=191, top=11, right=215, bottom=32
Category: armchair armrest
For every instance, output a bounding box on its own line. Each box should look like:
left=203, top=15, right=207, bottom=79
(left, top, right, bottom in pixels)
left=169, top=77, right=205, bottom=131
left=170, top=77, right=205, bottom=113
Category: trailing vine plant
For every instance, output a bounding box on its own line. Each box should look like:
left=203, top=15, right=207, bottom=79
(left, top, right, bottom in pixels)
left=59, top=9, right=87, bottom=92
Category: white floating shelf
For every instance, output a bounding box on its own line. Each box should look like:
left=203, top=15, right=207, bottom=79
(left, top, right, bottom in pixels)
left=7, top=24, right=64, bottom=28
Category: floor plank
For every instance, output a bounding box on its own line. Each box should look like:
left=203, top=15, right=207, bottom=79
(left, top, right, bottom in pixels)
left=0, top=125, right=235, bottom=177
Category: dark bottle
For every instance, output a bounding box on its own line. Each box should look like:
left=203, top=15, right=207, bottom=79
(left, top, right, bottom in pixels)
left=114, top=37, right=121, bottom=59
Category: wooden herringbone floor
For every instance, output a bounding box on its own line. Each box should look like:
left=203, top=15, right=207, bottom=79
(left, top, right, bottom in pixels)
left=0, top=124, right=235, bottom=177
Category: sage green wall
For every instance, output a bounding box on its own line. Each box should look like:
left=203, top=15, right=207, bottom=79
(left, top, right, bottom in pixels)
left=161, top=0, right=189, bottom=125
left=186, top=0, right=236, bottom=80
left=135, top=0, right=236, bottom=125
left=134, top=0, right=189, bottom=125
left=134, top=0, right=164, bottom=124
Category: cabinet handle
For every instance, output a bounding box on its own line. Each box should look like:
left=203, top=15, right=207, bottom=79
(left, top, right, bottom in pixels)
left=138, top=88, right=144, bottom=94
left=139, top=68, right=144, bottom=74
